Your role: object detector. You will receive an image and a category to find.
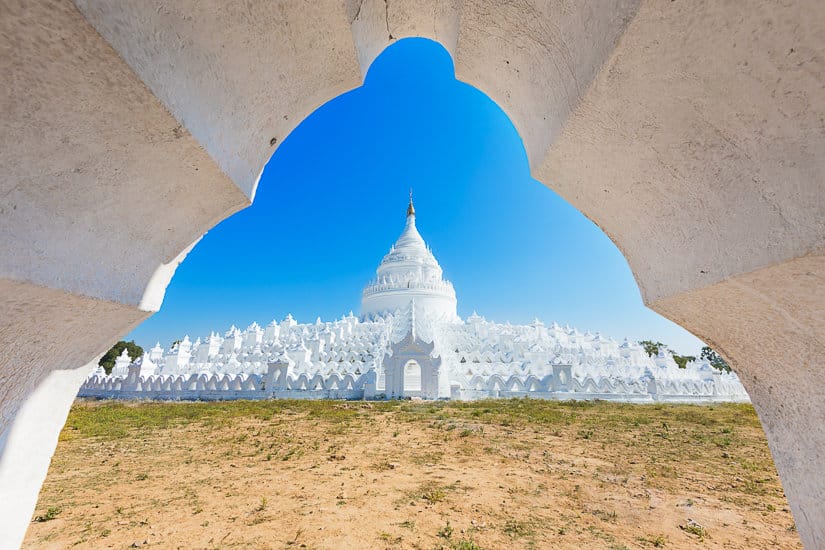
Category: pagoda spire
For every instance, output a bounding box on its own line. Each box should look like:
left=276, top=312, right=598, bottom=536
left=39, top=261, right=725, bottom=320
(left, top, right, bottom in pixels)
left=407, top=188, right=415, bottom=217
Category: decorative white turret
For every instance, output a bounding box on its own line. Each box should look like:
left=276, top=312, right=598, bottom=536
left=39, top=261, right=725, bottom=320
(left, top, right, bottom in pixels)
left=111, top=348, right=133, bottom=378
left=361, top=192, right=458, bottom=321
left=149, top=342, right=164, bottom=363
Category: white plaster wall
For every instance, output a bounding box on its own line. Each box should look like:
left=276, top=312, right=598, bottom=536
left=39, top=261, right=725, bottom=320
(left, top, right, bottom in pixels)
left=0, top=1, right=248, bottom=308
left=454, top=0, right=641, bottom=169
left=1, top=0, right=823, bottom=547
left=72, top=0, right=364, bottom=200
left=361, top=290, right=457, bottom=321
left=537, top=0, right=825, bottom=303
left=349, top=0, right=462, bottom=76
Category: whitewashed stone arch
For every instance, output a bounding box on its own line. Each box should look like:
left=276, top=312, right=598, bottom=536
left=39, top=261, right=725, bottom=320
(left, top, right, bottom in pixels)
left=402, top=361, right=423, bottom=393
left=383, top=331, right=442, bottom=400
left=1, top=2, right=824, bottom=547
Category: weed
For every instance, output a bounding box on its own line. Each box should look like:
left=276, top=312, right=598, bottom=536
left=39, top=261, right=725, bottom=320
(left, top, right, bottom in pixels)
left=397, top=519, right=415, bottom=530
left=254, top=496, right=267, bottom=512
left=378, top=459, right=402, bottom=472
left=438, top=521, right=454, bottom=539
left=577, top=429, right=594, bottom=440
left=34, top=506, right=62, bottom=522
left=638, top=534, right=667, bottom=547
left=403, top=481, right=459, bottom=505
left=247, top=514, right=270, bottom=526
left=282, top=447, right=301, bottom=461
left=502, top=519, right=534, bottom=538
left=378, top=531, right=401, bottom=543
left=587, top=525, right=616, bottom=542
left=593, top=509, right=618, bottom=523
left=411, top=451, right=443, bottom=465
left=422, top=487, right=446, bottom=503
left=679, top=519, right=707, bottom=540
left=452, top=539, right=483, bottom=550
left=286, top=528, right=304, bottom=546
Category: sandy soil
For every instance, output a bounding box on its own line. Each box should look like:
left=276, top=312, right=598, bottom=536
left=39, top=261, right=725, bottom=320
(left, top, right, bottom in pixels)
left=24, top=400, right=801, bottom=549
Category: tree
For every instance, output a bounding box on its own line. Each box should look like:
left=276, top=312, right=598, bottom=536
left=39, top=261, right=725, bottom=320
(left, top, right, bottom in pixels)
left=638, top=340, right=665, bottom=357
left=701, top=346, right=731, bottom=373
left=671, top=354, right=696, bottom=369
left=98, top=340, right=144, bottom=375
left=640, top=339, right=695, bottom=368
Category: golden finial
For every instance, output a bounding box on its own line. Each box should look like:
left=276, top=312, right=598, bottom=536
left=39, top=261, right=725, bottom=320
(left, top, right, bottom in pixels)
left=407, top=188, right=415, bottom=217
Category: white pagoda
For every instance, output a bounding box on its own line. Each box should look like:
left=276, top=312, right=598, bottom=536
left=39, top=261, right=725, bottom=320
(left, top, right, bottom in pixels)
left=361, top=193, right=458, bottom=322
left=80, top=195, right=748, bottom=403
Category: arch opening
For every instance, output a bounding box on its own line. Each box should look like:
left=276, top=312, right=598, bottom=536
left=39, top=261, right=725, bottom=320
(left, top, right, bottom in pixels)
left=403, top=360, right=422, bottom=394
left=131, top=38, right=707, bottom=366
left=16, top=33, right=816, bottom=550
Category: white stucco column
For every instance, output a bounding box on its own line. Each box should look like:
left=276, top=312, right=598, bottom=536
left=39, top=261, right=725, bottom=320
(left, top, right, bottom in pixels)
left=653, top=253, right=825, bottom=547
left=0, top=361, right=97, bottom=550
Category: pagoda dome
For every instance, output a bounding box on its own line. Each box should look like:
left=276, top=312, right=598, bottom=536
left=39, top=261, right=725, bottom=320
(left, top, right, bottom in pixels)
left=376, top=212, right=442, bottom=281
left=361, top=194, right=458, bottom=321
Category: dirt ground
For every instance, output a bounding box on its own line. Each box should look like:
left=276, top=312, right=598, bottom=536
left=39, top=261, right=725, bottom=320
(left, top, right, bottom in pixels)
left=24, top=399, right=801, bottom=549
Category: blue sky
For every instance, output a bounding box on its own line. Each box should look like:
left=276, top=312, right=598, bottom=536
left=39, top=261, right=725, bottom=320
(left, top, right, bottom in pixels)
left=127, top=38, right=705, bottom=355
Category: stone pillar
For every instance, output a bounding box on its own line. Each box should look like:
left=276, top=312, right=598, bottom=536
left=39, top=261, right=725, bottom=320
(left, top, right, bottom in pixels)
left=264, top=357, right=292, bottom=393
left=419, top=356, right=442, bottom=400
left=646, top=376, right=658, bottom=400
left=654, top=254, right=825, bottom=548
left=551, top=364, right=572, bottom=392
left=362, top=370, right=378, bottom=400
left=0, top=360, right=99, bottom=550
left=383, top=356, right=403, bottom=399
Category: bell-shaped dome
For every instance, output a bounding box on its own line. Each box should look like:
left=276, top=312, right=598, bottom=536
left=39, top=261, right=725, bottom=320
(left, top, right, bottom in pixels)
left=375, top=208, right=443, bottom=282
left=361, top=195, right=458, bottom=321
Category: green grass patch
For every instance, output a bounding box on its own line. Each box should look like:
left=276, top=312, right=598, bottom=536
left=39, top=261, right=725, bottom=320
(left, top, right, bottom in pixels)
left=33, top=506, right=62, bottom=522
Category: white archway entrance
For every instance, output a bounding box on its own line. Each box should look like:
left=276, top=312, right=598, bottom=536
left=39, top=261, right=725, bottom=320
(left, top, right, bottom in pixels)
left=403, top=360, right=422, bottom=395
left=383, top=325, right=443, bottom=400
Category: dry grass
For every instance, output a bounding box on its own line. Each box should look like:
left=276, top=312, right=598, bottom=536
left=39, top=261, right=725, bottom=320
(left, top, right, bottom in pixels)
left=24, top=399, right=801, bottom=549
